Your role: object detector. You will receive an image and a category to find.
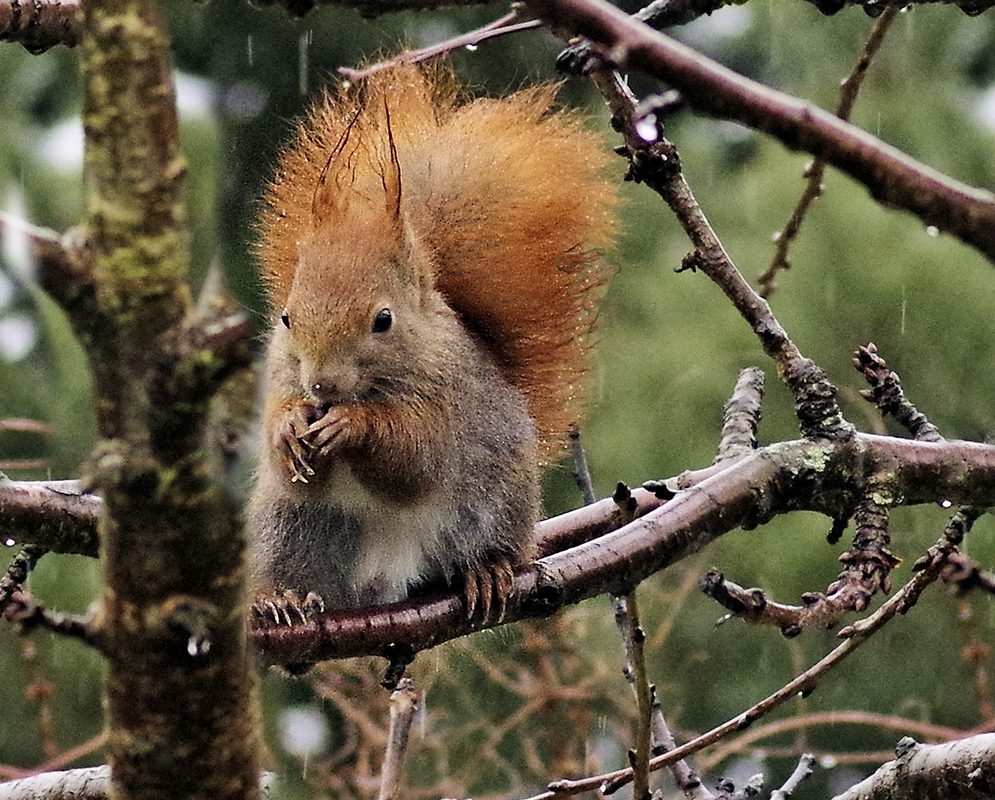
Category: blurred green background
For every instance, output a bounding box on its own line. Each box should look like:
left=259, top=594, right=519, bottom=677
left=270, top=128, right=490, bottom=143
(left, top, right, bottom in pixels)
left=2, top=1, right=995, bottom=797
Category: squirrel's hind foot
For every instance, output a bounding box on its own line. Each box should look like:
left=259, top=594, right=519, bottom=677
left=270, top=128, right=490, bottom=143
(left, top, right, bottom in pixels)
left=252, top=588, right=326, bottom=626
left=463, top=557, right=516, bottom=623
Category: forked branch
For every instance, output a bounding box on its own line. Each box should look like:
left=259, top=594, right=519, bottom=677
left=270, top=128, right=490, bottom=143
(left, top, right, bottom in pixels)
left=527, top=0, right=995, bottom=266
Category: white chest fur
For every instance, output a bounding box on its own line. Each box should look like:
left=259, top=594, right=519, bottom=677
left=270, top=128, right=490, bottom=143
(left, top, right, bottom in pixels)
left=324, top=461, right=451, bottom=602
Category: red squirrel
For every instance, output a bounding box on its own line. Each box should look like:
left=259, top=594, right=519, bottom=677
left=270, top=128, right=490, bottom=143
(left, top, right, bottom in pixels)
left=248, top=62, right=618, bottom=622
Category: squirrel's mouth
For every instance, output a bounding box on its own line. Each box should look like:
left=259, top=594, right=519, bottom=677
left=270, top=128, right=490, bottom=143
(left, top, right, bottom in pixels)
left=301, top=402, right=325, bottom=424
left=311, top=386, right=381, bottom=413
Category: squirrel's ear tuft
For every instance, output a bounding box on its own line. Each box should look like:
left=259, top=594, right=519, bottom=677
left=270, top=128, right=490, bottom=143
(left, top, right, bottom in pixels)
left=381, top=99, right=402, bottom=225
left=311, top=107, right=363, bottom=224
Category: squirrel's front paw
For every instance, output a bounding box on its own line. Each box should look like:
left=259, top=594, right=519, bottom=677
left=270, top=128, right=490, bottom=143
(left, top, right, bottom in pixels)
left=304, top=406, right=354, bottom=459
left=251, top=589, right=326, bottom=626
left=463, top=557, right=516, bottom=624
left=273, top=403, right=319, bottom=483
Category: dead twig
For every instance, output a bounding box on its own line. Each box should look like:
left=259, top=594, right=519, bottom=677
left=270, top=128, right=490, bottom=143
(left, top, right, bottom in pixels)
left=714, top=368, right=764, bottom=463
left=759, top=6, right=898, bottom=296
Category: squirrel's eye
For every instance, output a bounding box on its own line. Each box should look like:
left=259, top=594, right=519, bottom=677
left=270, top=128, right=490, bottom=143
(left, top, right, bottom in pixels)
left=372, top=308, right=393, bottom=333
left=280, top=311, right=290, bottom=329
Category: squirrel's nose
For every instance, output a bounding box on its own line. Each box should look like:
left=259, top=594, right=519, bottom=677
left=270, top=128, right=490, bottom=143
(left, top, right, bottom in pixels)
left=308, top=381, right=338, bottom=406
left=305, top=366, right=358, bottom=406
left=310, top=382, right=334, bottom=403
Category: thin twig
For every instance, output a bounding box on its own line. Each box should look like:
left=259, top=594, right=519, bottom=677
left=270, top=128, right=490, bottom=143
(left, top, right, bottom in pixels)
left=698, top=709, right=985, bottom=773
left=0, top=209, right=62, bottom=244
left=377, top=678, right=420, bottom=800
left=853, top=343, right=943, bottom=443
left=0, top=732, right=108, bottom=781
left=0, top=544, right=46, bottom=615
left=569, top=424, right=597, bottom=506
left=939, top=552, right=995, bottom=595
left=836, top=7, right=898, bottom=117
left=2, top=590, right=98, bottom=647
left=771, top=753, right=815, bottom=798
left=588, top=68, right=853, bottom=442
left=759, top=5, right=898, bottom=296
left=925, top=506, right=990, bottom=595
left=615, top=591, right=713, bottom=798
left=536, top=532, right=954, bottom=799
left=339, top=9, right=542, bottom=81
left=0, top=419, right=54, bottom=435
left=0, top=418, right=51, bottom=470
left=0, top=461, right=50, bottom=471
left=615, top=593, right=653, bottom=800
left=699, top=490, right=901, bottom=636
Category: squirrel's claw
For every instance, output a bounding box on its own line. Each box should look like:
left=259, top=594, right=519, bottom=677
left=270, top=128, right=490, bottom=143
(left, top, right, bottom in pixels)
left=288, top=454, right=314, bottom=484
left=463, top=557, right=515, bottom=624
left=251, top=588, right=326, bottom=626
left=274, top=403, right=317, bottom=483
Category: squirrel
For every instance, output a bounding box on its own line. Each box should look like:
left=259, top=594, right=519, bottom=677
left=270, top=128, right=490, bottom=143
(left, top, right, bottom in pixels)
left=247, top=61, right=618, bottom=623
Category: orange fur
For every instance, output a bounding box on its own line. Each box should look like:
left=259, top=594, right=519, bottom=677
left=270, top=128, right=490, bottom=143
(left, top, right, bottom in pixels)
left=257, top=62, right=618, bottom=455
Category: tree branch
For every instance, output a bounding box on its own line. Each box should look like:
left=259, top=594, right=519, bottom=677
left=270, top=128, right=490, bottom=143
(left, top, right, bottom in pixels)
left=526, top=0, right=995, bottom=266
left=854, top=343, right=943, bottom=442
left=46, top=1, right=265, bottom=798
left=0, top=479, right=99, bottom=556
left=5, top=427, right=994, bottom=666
left=0, top=0, right=80, bottom=53
left=251, top=433, right=995, bottom=665
left=260, top=0, right=995, bottom=24
left=5, top=0, right=994, bottom=56
left=588, top=68, right=853, bottom=441
left=615, top=592, right=653, bottom=800
left=701, top=481, right=983, bottom=635
left=715, top=367, right=764, bottom=462
left=339, top=9, right=544, bottom=81
left=377, top=678, right=420, bottom=800
left=830, top=734, right=995, bottom=800
left=248, top=0, right=488, bottom=16
left=697, top=709, right=986, bottom=774
left=0, top=766, right=111, bottom=800
left=772, top=753, right=815, bottom=798
left=0, top=767, right=277, bottom=800
left=548, top=532, right=955, bottom=798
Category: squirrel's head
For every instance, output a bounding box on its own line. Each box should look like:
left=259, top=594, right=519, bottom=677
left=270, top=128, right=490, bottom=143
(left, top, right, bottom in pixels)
left=276, top=207, right=452, bottom=410
left=268, top=85, right=461, bottom=410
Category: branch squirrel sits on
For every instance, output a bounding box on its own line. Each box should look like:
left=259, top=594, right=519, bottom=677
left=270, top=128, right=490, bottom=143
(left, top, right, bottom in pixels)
left=248, top=61, right=618, bottom=623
